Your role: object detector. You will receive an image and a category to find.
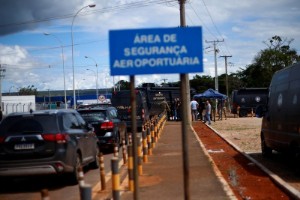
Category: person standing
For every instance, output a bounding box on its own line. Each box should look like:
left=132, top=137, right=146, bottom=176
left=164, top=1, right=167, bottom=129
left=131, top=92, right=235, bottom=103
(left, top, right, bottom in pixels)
left=176, top=98, right=182, bottom=121
left=204, top=100, right=212, bottom=125
left=190, top=98, right=199, bottom=121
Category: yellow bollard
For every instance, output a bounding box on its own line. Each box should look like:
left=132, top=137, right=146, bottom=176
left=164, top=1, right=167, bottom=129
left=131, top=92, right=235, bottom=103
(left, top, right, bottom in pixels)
left=41, top=189, right=50, bottom=200
left=111, top=157, right=120, bottom=200
left=142, top=127, right=148, bottom=163
left=78, top=166, right=85, bottom=187
left=127, top=144, right=134, bottom=191
left=137, top=137, right=143, bottom=175
left=99, top=152, right=106, bottom=190
left=151, top=122, right=155, bottom=148
left=114, top=143, right=119, bottom=158
left=122, top=138, right=127, bottom=165
left=147, top=124, right=152, bottom=156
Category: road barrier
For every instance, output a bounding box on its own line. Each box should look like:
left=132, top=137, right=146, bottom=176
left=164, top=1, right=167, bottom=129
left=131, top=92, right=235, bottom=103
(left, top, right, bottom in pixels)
left=78, top=166, right=85, bottom=187
left=128, top=133, right=132, bottom=145
left=154, top=118, right=158, bottom=143
left=99, top=152, right=106, bottom=191
left=122, top=137, right=127, bottom=165
left=127, top=144, right=134, bottom=191
left=142, top=127, right=148, bottom=163
left=111, top=157, right=120, bottom=200
left=147, top=124, right=152, bottom=155
left=151, top=122, right=155, bottom=148
left=79, top=184, right=92, bottom=200
left=114, top=143, right=119, bottom=158
left=41, top=189, right=50, bottom=200
left=137, top=136, right=143, bottom=175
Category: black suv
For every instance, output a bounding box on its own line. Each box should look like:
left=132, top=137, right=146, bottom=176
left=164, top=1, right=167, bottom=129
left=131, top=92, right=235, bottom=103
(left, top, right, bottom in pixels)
left=77, top=106, right=127, bottom=151
left=0, top=109, right=99, bottom=184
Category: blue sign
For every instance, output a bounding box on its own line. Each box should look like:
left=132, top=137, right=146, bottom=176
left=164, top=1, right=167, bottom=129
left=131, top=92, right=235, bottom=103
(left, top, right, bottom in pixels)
left=109, top=27, right=203, bottom=76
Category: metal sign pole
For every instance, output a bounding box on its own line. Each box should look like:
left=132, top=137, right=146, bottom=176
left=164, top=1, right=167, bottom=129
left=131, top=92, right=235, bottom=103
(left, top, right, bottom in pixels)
left=130, top=75, right=139, bottom=200
left=179, top=1, right=190, bottom=200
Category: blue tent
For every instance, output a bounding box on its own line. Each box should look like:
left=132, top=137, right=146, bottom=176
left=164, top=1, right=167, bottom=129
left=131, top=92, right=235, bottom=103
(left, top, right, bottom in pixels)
left=193, top=89, right=227, bottom=99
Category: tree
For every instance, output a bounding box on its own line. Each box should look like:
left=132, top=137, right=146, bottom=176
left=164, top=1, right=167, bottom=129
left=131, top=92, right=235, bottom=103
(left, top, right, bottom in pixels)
left=18, top=85, right=38, bottom=95
left=189, top=75, right=214, bottom=93
left=237, top=35, right=300, bottom=87
left=114, top=80, right=130, bottom=90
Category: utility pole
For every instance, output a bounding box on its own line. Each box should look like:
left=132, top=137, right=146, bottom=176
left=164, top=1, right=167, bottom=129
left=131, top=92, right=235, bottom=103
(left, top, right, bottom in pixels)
left=178, top=0, right=190, bottom=200
left=205, top=39, right=224, bottom=91
left=220, top=55, right=232, bottom=97
left=0, top=64, right=6, bottom=112
left=220, top=55, right=232, bottom=112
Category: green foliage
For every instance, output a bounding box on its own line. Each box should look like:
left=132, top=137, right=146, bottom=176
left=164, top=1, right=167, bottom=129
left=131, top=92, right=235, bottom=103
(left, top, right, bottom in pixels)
left=189, top=75, right=214, bottom=93
left=237, top=35, right=300, bottom=87
left=18, top=85, right=38, bottom=95
left=114, top=80, right=130, bottom=90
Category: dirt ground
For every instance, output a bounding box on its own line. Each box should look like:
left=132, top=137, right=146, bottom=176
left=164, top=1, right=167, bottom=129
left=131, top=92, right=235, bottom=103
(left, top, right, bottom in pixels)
left=209, top=115, right=262, bottom=153
left=192, top=114, right=292, bottom=200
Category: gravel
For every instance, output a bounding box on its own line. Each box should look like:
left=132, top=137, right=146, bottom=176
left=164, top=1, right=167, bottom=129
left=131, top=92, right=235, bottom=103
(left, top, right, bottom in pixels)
left=209, top=116, right=262, bottom=153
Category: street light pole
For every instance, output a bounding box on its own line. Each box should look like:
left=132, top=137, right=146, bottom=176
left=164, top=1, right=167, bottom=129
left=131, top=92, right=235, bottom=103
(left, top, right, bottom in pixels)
left=86, top=68, right=98, bottom=103
left=44, top=33, right=67, bottom=109
left=71, top=4, right=96, bottom=109
left=85, top=56, right=99, bottom=103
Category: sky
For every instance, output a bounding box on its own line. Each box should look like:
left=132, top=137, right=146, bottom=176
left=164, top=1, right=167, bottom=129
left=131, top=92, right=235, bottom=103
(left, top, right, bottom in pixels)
left=0, top=0, right=299, bottom=93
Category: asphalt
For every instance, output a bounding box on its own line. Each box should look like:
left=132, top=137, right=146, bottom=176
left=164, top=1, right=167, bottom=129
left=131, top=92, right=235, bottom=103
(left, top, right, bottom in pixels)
left=119, top=121, right=236, bottom=200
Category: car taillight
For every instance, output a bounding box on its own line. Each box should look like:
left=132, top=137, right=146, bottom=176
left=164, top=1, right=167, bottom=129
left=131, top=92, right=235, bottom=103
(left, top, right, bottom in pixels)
left=101, top=121, right=114, bottom=129
left=0, top=136, right=5, bottom=143
left=42, top=133, right=70, bottom=143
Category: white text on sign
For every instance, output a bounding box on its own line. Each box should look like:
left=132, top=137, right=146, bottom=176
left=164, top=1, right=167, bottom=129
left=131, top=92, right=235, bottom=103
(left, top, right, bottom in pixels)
left=133, top=34, right=177, bottom=44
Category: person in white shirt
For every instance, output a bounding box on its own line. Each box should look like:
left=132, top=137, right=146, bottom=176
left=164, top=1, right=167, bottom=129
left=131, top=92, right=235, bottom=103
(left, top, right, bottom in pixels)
left=190, top=98, right=199, bottom=121
left=204, top=100, right=212, bottom=125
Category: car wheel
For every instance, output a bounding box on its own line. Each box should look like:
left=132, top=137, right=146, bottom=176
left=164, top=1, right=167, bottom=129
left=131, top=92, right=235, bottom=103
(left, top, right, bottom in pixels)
left=68, top=154, right=82, bottom=185
left=90, top=147, right=100, bottom=169
left=261, top=133, right=272, bottom=157
left=239, top=109, right=248, bottom=117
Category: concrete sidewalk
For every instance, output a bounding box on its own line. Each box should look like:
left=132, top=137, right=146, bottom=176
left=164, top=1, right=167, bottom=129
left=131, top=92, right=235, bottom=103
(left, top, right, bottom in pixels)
left=120, top=121, right=236, bottom=200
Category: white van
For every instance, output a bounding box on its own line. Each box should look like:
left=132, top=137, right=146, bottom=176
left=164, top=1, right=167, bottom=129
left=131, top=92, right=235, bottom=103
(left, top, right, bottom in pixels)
left=256, top=62, right=300, bottom=157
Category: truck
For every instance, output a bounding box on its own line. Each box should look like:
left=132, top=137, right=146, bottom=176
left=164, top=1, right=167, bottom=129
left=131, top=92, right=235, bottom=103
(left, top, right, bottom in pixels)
left=111, top=90, right=149, bottom=132
left=256, top=62, right=300, bottom=157
left=231, top=88, right=268, bottom=117
left=111, top=84, right=196, bottom=131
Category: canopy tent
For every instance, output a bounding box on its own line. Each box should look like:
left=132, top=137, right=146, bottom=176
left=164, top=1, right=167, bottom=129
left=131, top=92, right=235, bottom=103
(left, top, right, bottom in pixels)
left=193, top=89, right=227, bottom=100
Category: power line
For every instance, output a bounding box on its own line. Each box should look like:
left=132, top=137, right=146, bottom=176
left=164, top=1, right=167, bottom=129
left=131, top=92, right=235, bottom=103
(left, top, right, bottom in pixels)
left=187, top=2, right=218, bottom=40
left=205, top=39, right=224, bottom=91
left=198, top=0, right=232, bottom=56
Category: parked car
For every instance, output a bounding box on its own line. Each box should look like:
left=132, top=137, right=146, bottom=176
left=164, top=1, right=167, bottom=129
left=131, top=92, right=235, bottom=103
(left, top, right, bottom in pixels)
left=0, top=109, right=100, bottom=184
left=77, top=106, right=127, bottom=152
left=256, top=62, right=300, bottom=157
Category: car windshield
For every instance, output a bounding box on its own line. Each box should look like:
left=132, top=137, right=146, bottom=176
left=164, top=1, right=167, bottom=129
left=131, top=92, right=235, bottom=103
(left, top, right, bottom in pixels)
left=79, top=110, right=107, bottom=122
left=0, top=114, right=59, bottom=135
